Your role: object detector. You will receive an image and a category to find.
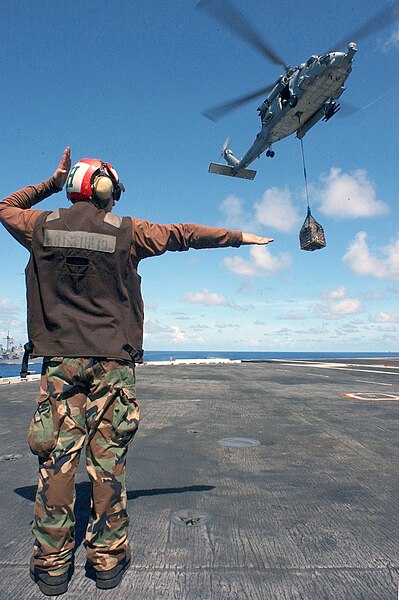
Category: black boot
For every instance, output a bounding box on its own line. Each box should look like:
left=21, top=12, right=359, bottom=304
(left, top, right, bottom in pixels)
left=88, top=547, right=131, bottom=590
left=30, top=559, right=70, bottom=596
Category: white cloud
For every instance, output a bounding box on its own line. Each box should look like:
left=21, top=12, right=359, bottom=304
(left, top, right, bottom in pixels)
left=278, top=310, right=307, bottom=321
left=375, top=324, right=398, bottom=333
left=270, top=327, right=295, bottom=335
left=304, top=326, right=329, bottom=335
left=0, top=324, right=25, bottom=348
left=0, top=298, right=17, bottom=313
left=247, top=338, right=262, bottom=348
left=144, top=319, right=187, bottom=344
left=343, top=231, right=399, bottom=280
left=314, top=287, right=362, bottom=320
left=219, top=195, right=254, bottom=230
left=223, top=245, right=291, bottom=277
left=0, top=298, right=25, bottom=339
left=254, top=187, right=301, bottom=233
left=145, top=302, right=159, bottom=311
left=170, top=313, right=191, bottom=321
left=316, top=168, right=388, bottom=218
left=326, top=298, right=362, bottom=317
left=321, top=286, right=346, bottom=300
left=190, top=324, right=210, bottom=331
left=144, top=319, right=174, bottom=335
left=214, top=321, right=239, bottom=329
left=335, top=322, right=361, bottom=334
left=171, top=326, right=186, bottom=342
left=371, top=311, right=399, bottom=324
left=223, top=256, right=258, bottom=277
left=360, top=291, right=385, bottom=302
left=182, top=288, right=230, bottom=307
left=219, top=186, right=302, bottom=235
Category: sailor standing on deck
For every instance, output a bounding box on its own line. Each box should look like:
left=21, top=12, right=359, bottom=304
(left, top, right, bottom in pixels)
left=0, top=147, right=273, bottom=596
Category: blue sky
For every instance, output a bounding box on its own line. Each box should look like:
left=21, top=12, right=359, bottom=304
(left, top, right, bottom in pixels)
left=1, top=0, right=399, bottom=352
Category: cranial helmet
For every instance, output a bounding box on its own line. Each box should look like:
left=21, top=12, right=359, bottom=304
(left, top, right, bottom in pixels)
left=66, top=158, right=125, bottom=207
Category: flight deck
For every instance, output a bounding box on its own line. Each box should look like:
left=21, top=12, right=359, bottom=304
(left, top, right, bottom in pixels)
left=0, top=358, right=398, bottom=599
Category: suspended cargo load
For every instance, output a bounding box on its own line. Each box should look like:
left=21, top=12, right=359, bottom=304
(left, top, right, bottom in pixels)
left=299, top=207, right=326, bottom=251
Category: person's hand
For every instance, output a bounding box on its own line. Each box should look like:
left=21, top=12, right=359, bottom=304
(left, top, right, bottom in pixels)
left=241, top=233, right=274, bottom=245
left=52, top=147, right=71, bottom=189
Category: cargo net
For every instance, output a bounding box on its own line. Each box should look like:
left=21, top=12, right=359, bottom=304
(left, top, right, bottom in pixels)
left=299, top=207, right=326, bottom=251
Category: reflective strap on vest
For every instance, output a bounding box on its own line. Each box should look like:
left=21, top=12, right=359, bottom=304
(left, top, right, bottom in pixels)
left=43, top=230, right=117, bottom=253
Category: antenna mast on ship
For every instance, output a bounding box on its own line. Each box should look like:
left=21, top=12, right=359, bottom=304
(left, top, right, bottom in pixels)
left=6, top=331, right=13, bottom=352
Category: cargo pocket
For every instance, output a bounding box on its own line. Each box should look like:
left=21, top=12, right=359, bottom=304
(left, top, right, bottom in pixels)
left=111, top=391, right=140, bottom=446
left=27, top=397, right=60, bottom=458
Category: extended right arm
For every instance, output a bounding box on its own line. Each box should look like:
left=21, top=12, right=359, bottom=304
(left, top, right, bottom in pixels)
left=132, top=219, right=244, bottom=260
left=132, top=220, right=273, bottom=260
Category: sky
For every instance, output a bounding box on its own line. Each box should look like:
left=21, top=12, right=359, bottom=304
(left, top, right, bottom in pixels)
left=1, top=0, right=399, bottom=353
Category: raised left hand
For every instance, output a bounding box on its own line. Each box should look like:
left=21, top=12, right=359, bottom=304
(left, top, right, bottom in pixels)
left=52, top=147, right=71, bottom=189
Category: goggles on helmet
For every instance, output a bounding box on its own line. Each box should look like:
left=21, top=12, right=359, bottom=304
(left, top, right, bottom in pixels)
left=66, top=158, right=125, bottom=204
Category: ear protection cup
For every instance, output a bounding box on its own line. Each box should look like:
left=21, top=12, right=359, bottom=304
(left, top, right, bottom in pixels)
left=93, top=176, right=114, bottom=201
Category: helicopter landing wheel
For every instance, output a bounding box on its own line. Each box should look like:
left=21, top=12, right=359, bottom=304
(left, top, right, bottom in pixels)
left=289, top=95, right=298, bottom=108
left=266, top=149, right=275, bottom=158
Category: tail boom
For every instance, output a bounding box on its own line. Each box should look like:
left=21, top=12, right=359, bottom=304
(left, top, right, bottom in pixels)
left=209, top=148, right=256, bottom=180
left=208, top=162, right=256, bottom=180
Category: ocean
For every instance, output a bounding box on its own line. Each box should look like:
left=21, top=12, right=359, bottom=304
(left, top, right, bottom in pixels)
left=1, top=350, right=399, bottom=379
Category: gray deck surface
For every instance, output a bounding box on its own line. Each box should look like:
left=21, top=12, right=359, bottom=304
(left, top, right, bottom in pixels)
left=0, top=358, right=398, bottom=599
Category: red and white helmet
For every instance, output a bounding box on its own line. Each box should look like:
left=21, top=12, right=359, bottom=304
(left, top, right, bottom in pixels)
left=66, top=158, right=125, bottom=204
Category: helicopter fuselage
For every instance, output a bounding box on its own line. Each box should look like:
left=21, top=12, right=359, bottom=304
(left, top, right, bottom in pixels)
left=215, top=43, right=357, bottom=178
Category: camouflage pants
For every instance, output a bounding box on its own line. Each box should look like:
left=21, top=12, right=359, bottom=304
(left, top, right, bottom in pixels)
left=29, top=357, right=139, bottom=575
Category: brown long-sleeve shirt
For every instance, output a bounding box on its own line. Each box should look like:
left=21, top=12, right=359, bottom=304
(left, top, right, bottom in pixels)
left=0, top=178, right=243, bottom=359
left=0, top=178, right=243, bottom=259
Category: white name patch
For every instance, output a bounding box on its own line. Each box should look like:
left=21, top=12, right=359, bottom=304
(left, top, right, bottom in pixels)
left=44, top=230, right=116, bottom=253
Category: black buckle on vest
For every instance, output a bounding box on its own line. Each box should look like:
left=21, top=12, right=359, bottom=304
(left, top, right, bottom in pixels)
left=20, top=340, right=34, bottom=379
left=123, top=344, right=144, bottom=363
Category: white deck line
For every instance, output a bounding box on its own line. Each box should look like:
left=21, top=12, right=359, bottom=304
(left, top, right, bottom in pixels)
left=142, top=358, right=241, bottom=367
left=305, top=372, right=330, bottom=378
left=271, top=361, right=399, bottom=376
left=0, top=359, right=242, bottom=382
left=271, top=359, right=399, bottom=369
left=333, top=362, right=399, bottom=370
left=355, top=379, right=393, bottom=387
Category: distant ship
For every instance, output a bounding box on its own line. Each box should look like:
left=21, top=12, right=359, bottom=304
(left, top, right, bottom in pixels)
left=0, top=333, right=40, bottom=365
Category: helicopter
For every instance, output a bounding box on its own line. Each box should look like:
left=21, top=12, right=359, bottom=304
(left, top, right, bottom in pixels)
left=198, top=0, right=399, bottom=180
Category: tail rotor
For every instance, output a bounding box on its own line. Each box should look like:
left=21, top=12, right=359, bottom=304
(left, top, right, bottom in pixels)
left=221, top=136, right=232, bottom=158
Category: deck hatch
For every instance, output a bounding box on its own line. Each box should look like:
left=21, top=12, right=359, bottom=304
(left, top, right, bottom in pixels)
left=171, top=509, right=211, bottom=527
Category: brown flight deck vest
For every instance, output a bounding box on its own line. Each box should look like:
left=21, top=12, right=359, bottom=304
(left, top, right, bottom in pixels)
left=26, top=201, right=144, bottom=361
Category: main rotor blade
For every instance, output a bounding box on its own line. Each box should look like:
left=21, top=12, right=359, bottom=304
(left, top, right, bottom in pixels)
left=196, top=0, right=288, bottom=68
left=202, top=83, right=275, bottom=121
left=338, top=92, right=388, bottom=118
left=325, top=0, right=399, bottom=52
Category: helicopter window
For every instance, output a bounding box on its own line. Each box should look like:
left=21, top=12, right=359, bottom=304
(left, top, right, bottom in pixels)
left=306, top=55, right=317, bottom=66
left=257, top=100, right=269, bottom=112
left=279, top=84, right=290, bottom=108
